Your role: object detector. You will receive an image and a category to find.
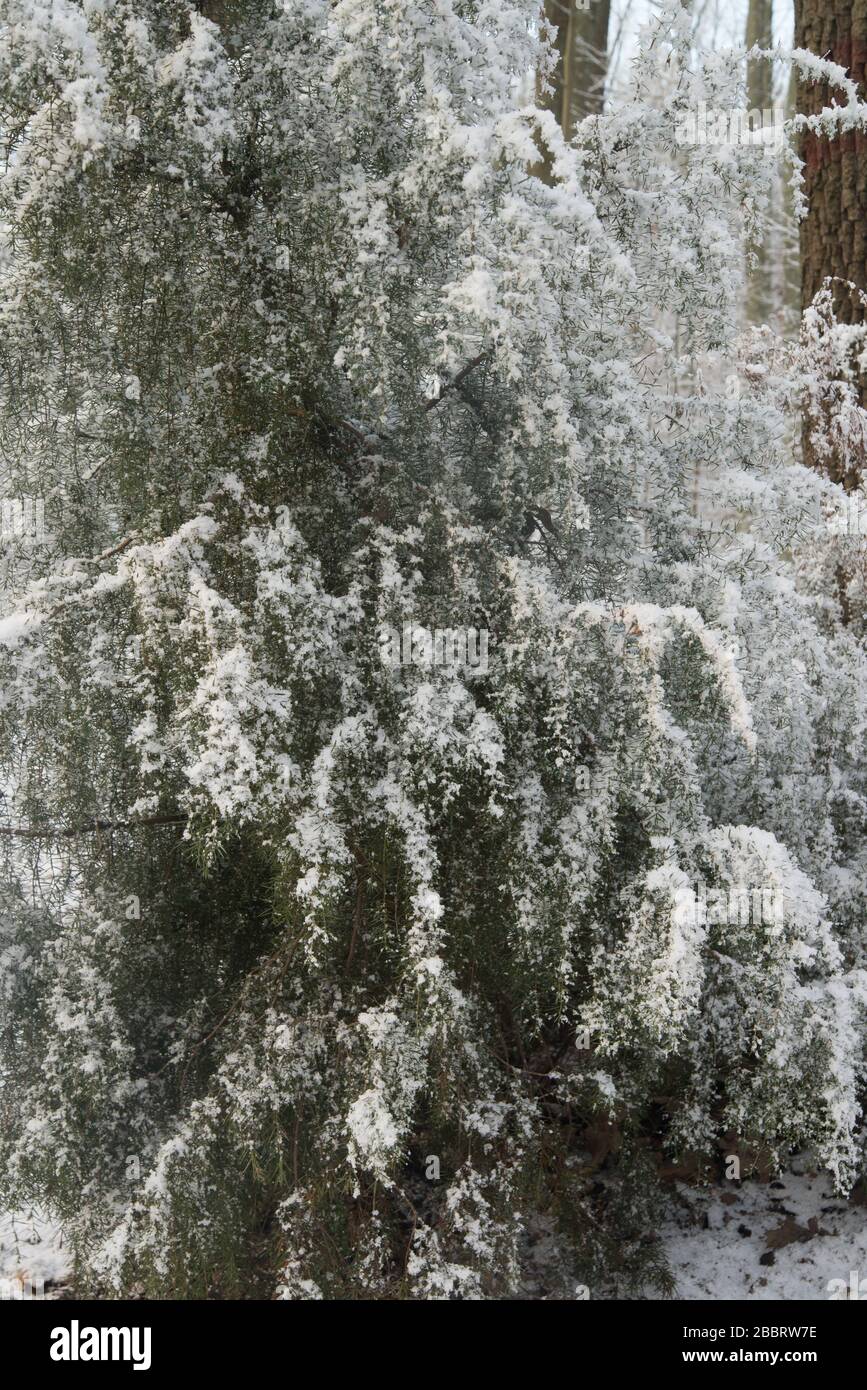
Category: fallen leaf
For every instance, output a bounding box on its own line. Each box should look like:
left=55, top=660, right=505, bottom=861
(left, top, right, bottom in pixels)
left=765, top=1216, right=813, bottom=1251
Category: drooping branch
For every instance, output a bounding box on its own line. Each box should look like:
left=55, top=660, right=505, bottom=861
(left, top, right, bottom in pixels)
left=0, top=813, right=189, bottom=840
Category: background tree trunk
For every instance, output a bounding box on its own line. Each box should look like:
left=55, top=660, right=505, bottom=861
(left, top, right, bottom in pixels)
left=745, top=0, right=774, bottom=326
left=796, top=0, right=867, bottom=621
left=796, top=0, right=867, bottom=331
left=533, top=0, right=611, bottom=182
left=782, top=60, right=802, bottom=332
left=566, top=0, right=612, bottom=126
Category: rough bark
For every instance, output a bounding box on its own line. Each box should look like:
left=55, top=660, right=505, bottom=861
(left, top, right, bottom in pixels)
left=796, top=0, right=867, bottom=619
left=796, top=0, right=867, bottom=328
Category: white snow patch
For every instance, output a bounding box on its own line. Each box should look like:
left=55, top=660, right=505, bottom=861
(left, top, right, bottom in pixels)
left=0, top=1206, right=70, bottom=1295
left=649, top=1167, right=867, bottom=1300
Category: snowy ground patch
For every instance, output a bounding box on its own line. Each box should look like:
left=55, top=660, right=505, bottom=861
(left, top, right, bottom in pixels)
left=656, top=1162, right=867, bottom=1301
left=0, top=1206, right=70, bottom=1298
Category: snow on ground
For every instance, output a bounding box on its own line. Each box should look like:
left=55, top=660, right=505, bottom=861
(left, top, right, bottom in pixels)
left=2, top=1159, right=865, bottom=1300
left=0, top=1206, right=70, bottom=1297
left=657, top=1159, right=867, bottom=1300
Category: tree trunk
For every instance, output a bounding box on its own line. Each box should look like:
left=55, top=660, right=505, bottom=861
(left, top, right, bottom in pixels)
left=745, top=0, right=774, bottom=326
left=796, top=0, right=867, bottom=330
left=532, top=0, right=611, bottom=182
left=782, top=60, right=802, bottom=332
left=796, top=0, right=867, bottom=620
left=566, top=0, right=612, bottom=126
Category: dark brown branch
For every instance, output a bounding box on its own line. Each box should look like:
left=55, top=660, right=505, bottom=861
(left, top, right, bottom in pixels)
left=0, top=813, right=189, bottom=840
left=83, top=535, right=138, bottom=565
left=424, top=351, right=492, bottom=412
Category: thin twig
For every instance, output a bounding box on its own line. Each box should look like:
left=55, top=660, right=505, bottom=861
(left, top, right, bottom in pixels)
left=83, top=535, right=138, bottom=565
left=0, top=813, right=189, bottom=840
